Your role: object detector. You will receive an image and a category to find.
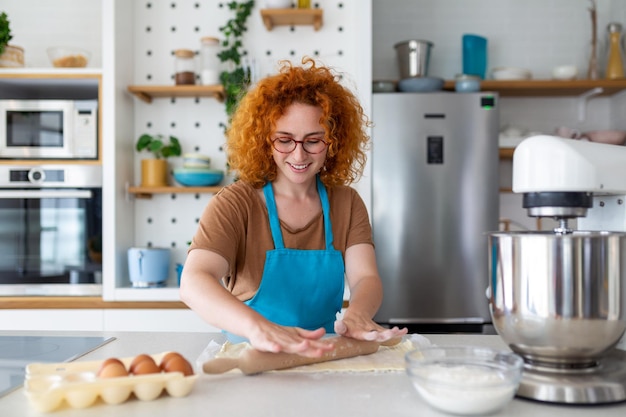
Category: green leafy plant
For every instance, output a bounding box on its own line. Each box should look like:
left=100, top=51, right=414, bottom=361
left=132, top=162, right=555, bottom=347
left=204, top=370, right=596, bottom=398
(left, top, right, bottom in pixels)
left=218, top=0, right=255, bottom=118
left=0, top=12, right=13, bottom=55
left=136, top=134, right=182, bottom=159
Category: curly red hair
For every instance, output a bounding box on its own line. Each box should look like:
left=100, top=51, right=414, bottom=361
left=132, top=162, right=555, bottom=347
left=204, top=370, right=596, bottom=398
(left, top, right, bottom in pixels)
left=226, top=58, right=371, bottom=188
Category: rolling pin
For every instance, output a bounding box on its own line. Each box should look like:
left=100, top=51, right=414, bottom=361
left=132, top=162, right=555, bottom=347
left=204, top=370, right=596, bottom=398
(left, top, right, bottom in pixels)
left=202, top=336, right=402, bottom=375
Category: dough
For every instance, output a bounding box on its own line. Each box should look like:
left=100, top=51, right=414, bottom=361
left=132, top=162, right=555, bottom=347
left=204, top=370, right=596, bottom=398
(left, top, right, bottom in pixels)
left=215, top=337, right=421, bottom=373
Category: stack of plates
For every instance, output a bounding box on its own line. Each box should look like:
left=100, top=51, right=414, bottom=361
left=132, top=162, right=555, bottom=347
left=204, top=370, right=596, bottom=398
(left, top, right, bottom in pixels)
left=174, top=153, right=223, bottom=186
left=182, top=153, right=211, bottom=169
left=397, top=77, right=444, bottom=92
left=491, top=67, right=532, bottom=80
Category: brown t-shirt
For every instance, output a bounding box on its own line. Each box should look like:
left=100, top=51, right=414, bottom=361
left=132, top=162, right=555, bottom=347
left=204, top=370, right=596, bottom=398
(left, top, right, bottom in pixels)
left=188, top=180, right=373, bottom=301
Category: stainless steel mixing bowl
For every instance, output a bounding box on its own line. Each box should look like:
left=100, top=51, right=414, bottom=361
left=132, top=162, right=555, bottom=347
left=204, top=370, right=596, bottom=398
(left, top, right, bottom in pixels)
left=488, top=231, right=626, bottom=367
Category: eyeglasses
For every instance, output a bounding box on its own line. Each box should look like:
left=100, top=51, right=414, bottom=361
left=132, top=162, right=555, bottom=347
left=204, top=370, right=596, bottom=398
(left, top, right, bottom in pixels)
left=271, top=137, right=329, bottom=154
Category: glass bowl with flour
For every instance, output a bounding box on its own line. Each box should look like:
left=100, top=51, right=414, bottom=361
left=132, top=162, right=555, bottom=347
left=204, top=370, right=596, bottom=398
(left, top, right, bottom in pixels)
left=405, top=346, right=523, bottom=415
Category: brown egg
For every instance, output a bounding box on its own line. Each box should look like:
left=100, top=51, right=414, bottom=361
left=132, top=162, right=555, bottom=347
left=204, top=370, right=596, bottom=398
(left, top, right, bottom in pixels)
left=159, top=352, right=184, bottom=371
left=96, top=358, right=126, bottom=377
left=131, top=358, right=161, bottom=375
left=129, top=354, right=157, bottom=374
left=97, top=362, right=129, bottom=378
left=163, top=356, right=194, bottom=376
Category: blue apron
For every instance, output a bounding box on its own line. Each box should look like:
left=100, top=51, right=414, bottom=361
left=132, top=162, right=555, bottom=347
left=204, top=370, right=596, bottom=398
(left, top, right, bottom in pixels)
left=245, top=176, right=345, bottom=332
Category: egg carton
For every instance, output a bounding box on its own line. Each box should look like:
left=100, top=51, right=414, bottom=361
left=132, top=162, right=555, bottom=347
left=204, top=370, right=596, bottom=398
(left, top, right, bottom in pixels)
left=24, top=352, right=198, bottom=413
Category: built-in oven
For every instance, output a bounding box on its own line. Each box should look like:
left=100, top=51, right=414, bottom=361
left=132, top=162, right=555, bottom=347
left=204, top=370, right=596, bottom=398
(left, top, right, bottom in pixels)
left=0, top=165, right=102, bottom=296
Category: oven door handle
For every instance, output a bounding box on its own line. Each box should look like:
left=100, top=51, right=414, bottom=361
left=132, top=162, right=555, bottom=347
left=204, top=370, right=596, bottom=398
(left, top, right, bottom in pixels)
left=0, top=190, right=93, bottom=199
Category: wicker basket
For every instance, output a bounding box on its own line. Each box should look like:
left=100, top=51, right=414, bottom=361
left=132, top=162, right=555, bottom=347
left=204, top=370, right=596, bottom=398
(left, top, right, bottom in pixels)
left=0, top=44, right=24, bottom=67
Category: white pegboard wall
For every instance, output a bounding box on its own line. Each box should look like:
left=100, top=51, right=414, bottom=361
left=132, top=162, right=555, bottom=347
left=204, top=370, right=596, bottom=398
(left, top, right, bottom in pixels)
left=131, top=1, right=363, bottom=271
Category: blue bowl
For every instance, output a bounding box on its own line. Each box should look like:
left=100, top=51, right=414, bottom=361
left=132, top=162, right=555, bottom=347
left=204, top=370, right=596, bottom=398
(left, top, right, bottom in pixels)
left=173, top=168, right=224, bottom=186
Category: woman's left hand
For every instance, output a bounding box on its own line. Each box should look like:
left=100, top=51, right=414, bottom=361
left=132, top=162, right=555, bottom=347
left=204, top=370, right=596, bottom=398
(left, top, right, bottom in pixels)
left=333, top=314, right=408, bottom=342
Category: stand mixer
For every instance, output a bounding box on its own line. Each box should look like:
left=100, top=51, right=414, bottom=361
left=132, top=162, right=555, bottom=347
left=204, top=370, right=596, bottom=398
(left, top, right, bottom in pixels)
left=488, top=135, right=626, bottom=404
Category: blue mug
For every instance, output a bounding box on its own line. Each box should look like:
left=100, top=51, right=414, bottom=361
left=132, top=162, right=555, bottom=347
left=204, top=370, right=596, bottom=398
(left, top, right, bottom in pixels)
left=462, top=34, right=488, bottom=79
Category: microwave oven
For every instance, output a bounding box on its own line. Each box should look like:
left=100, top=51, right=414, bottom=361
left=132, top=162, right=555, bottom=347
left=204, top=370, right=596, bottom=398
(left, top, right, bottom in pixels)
left=0, top=99, right=98, bottom=159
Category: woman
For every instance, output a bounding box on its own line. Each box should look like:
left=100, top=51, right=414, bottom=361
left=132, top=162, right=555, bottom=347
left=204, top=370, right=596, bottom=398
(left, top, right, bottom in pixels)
left=180, top=58, right=406, bottom=357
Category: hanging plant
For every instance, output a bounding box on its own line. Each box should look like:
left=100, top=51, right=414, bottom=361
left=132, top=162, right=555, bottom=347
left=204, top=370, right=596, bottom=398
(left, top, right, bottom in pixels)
left=218, top=0, right=255, bottom=118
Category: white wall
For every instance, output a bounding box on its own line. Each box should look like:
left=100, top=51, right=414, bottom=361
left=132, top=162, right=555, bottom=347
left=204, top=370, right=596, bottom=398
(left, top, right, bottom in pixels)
left=373, top=0, right=624, bottom=81
left=2, top=0, right=102, bottom=68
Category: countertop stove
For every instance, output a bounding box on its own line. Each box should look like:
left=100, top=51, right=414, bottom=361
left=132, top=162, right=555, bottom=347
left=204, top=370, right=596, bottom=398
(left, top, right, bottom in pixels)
left=0, top=335, right=114, bottom=397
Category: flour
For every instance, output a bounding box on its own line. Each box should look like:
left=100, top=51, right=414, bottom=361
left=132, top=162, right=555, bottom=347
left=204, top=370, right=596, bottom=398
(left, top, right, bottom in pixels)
left=409, top=364, right=516, bottom=415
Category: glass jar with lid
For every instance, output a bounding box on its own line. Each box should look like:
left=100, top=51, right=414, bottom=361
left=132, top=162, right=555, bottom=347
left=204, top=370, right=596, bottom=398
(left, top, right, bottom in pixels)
left=174, top=49, right=196, bottom=85
left=200, top=37, right=221, bottom=85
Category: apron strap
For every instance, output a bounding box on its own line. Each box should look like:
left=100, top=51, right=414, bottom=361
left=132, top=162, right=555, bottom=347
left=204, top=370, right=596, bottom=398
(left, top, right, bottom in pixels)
left=263, top=176, right=335, bottom=250
left=263, top=182, right=285, bottom=249
left=316, top=176, right=334, bottom=250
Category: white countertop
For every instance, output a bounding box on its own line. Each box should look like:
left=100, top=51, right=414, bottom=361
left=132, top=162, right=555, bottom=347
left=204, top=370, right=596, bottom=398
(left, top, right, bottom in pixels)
left=0, top=331, right=625, bottom=417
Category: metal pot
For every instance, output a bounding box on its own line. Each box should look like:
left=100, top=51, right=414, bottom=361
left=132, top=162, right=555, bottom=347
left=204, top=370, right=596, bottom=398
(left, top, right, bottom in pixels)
left=394, top=39, right=434, bottom=79
left=488, top=231, right=626, bottom=367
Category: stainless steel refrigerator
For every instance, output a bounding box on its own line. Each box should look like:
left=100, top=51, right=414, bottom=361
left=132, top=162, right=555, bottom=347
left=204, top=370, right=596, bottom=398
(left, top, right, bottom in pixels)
left=372, top=92, right=499, bottom=333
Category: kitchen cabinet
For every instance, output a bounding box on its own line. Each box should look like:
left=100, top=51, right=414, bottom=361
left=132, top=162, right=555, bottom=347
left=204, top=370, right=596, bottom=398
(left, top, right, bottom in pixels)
left=0, top=309, right=218, bottom=332
left=260, top=8, right=323, bottom=31
left=0, top=310, right=103, bottom=331
left=126, top=85, right=225, bottom=104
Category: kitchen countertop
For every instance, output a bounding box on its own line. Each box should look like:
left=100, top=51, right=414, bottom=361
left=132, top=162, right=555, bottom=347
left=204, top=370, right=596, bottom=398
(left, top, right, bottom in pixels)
left=0, top=331, right=624, bottom=417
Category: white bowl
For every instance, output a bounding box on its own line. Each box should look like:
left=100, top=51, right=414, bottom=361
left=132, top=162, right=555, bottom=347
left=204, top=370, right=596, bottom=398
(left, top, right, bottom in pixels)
left=491, top=67, right=532, bottom=80
left=552, top=65, right=578, bottom=80
left=405, top=346, right=523, bottom=415
left=265, top=0, right=292, bottom=8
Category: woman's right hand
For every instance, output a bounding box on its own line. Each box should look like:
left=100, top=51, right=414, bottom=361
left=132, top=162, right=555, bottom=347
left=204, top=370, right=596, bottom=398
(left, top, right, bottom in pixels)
left=246, top=323, right=336, bottom=358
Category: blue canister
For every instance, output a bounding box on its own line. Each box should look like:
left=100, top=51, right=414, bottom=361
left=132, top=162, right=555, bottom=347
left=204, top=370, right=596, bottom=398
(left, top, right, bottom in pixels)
left=462, top=34, right=488, bottom=79
left=176, top=263, right=184, bottom=286
left=128, top=247, right=170, bottom=288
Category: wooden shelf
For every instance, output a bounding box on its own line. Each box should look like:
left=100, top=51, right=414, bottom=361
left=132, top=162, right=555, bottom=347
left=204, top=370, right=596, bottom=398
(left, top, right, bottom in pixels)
left=499, top=148, right=515, bottom=159
left=127, top=84, right=225, bottom=103
left=0, top=296, right=188, bottom=309
left=260, top=8, right=323, bottom=31
left=442, top=79, right=626, bottom=97
left=127, top=185, right=222, bottom=199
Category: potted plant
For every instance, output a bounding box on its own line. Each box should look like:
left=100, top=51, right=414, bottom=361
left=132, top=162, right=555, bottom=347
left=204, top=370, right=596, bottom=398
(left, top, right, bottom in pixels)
left=218, top=1, right=255, bottom=118
left=136, top=133, right=182, bottom=186
left=0, top=12, right=24, bottom=68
